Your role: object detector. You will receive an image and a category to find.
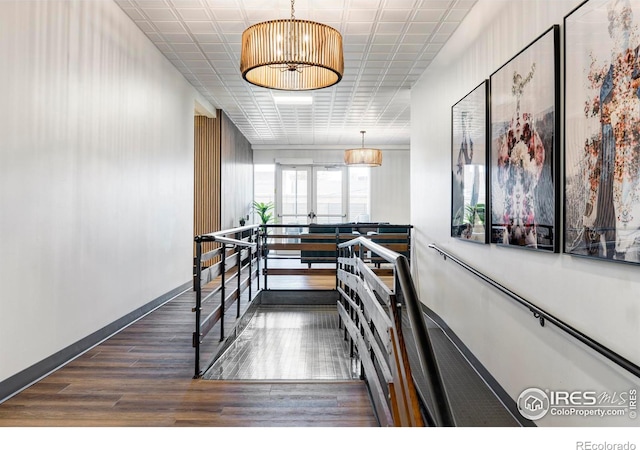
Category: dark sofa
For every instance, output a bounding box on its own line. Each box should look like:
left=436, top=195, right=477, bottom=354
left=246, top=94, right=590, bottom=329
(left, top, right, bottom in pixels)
left=300, top=223, right=411, bottom=267
left=300, top=224, right=355, bottom=267
left=370, top=226, right=411, bottom=265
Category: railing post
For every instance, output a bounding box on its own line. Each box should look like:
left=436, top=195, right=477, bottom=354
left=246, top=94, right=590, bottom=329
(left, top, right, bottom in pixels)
left=263, top=226, right=269, bottom=290
left=220, top=243, right=226, bottom=341
left=349, top=244, right=356, bottom=360
left=236, top=232, right=242, bottom=319
left=335, top=226, right=340, bottom=289
left=256, top=226, right=261, bottom=291
left=337, top=245, right=342, bottom=329
left=193, top=239, right=202, bottom=379
left=345, top=246, right=353, bottom=344
left=336, top=245, right=341, bottom=291
left=248, top=230, right=253, bottom=301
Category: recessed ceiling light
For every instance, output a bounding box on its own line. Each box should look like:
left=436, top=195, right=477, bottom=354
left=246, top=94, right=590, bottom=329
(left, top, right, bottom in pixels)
left=273, top=96, right=313, bottom=106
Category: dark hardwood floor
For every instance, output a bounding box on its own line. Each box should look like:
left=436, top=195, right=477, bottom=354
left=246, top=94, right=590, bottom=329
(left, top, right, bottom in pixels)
left=0, top=280, right=377, bottom=427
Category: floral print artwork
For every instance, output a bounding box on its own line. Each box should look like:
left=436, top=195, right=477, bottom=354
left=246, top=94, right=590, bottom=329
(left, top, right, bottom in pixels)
left=565, top=0, right=640, bottom=263
left=451, top=81, right=488, bottom=243
left=490, top=26, right=559, bottom=252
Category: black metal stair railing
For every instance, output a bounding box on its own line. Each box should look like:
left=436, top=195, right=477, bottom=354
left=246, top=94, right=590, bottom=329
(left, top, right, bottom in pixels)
left=337, top=236, right=454, bottom=427
left=258, top=223, right=412, bottom=290
left=192, top=225, right=260, bottom=378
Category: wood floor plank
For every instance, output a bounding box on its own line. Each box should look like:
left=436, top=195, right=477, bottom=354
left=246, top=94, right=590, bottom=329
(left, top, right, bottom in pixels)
left=0, top=277, right=378, bottom=427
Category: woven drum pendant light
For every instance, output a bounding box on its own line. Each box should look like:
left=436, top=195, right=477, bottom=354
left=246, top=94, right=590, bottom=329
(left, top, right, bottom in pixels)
left=240, top=0, right=344, bottom=90
left=344, top=131, right=382, bottom=167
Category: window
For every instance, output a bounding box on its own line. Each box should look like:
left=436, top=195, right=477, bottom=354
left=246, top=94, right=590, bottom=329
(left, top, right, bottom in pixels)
left=253, top=164, right=275, bottom=222
left=254, top=163, right=370, bottom=224
left=348, top=167, right=370, bottom=222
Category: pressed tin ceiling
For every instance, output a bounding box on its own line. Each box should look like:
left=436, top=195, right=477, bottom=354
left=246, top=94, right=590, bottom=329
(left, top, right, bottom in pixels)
left=115, top=0, right=477, bottom=149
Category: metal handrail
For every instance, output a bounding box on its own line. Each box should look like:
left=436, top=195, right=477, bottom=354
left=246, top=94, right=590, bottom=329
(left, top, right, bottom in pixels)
left=339, top=236, right=400, bottom=263
left=200, top=236, right=257, bottom=248
left=195, top=224, right=259, bottom=242
left=339, top=236, right=455, bottom=426
left=428, top=243, right=640, bottom=380
left=192, top=225, right=260, bottom=378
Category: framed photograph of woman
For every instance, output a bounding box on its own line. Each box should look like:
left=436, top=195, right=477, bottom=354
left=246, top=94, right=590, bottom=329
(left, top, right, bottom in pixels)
left=451, top=80, right=489, bottom=243
left=564, top=0, right=640, bottom=265
left=490, top=25, right=560, bottom=252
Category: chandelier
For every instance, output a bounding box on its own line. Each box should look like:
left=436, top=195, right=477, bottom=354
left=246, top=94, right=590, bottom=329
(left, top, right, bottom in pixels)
left=240, top=0, right=344, bottom=91
left=344, top=131, right=382, bottom=167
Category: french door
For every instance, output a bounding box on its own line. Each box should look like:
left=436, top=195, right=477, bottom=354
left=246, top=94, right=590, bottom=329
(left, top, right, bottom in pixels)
left=276, top=165, right=347, bottom=224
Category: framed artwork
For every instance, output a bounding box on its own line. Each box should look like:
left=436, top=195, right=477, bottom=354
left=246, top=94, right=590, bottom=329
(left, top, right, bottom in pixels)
left=489, top=25, right=560, bottom=252
left=565, top=0, right=640, bottom=265
left=451, top=80, right=489, bottom=243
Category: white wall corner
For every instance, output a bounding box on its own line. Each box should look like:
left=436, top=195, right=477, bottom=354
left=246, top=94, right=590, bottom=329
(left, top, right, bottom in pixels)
left=194, top=97, right=216, bottom=118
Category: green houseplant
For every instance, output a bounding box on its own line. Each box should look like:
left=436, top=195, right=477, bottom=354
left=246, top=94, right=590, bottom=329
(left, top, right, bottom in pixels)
left=464, top=203, right=485, bottom=227
left=253, top=201, right=274, bottom=257
left=252, top=201, right=274, bottom=225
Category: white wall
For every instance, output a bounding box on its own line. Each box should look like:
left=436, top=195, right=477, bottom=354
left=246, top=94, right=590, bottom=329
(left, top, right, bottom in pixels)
left=253, top=148, right=410, bottom=224
left=371, top=150, right=410, bottom=224
left=412, top=0, right=640, bottom=426
left=0, top=1, right=203, bottom=383
left=221, top=113, right=254, bottom=229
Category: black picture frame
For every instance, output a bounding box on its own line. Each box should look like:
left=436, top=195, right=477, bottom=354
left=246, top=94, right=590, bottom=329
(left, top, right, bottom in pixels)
left=451, top=80, right=490, bottom=243
left=564, top=0, right=640, bottom=266
left=489, top=25, right=560, bottom=253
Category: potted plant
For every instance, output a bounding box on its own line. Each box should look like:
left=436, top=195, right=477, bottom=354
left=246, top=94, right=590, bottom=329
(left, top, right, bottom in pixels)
left=463, top=203, right=485, bottom=239
left=252, top=201, right=274, bottom=257
left=252, top=201, right=274, bottom=225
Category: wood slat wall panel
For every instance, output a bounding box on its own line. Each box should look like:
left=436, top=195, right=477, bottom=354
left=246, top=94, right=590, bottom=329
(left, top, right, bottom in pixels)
left=194, top=115, right=221, bottom=265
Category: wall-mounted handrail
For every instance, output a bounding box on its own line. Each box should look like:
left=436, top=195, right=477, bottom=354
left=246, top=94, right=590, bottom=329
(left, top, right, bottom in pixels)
left=338, top=236, right=454, bottom=427
left=428, top=243, right=640, bottom=380
left=193, top=225, right=260, bottom=378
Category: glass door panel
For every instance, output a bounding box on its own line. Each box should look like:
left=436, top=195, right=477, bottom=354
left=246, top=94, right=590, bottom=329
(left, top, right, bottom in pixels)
left=277, top=166, right=311, bottom=225
left=314, top=167, right=347, bottom=224
left=276, top=165, right=347, bottom=225
left=348, top=167, right=370, bottom=222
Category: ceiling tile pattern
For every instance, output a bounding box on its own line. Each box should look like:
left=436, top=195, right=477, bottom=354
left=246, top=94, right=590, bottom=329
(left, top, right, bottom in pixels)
left=115, top=0, right=476, bottom=148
